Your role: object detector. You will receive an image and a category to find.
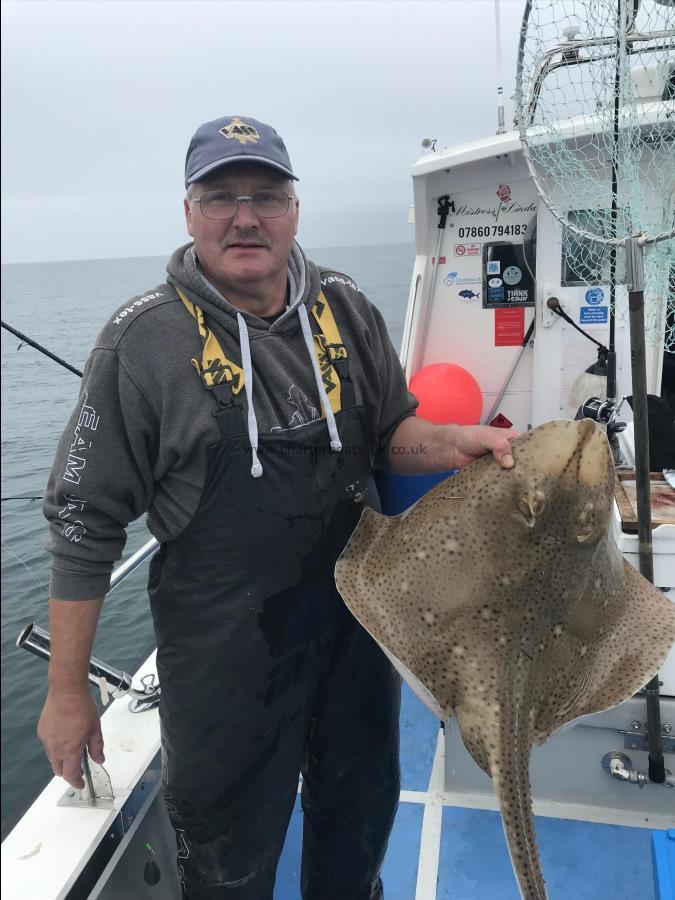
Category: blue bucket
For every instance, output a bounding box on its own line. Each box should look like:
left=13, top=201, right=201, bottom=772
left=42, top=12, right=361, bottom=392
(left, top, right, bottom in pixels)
left=375, top=469, right=458, bottom=516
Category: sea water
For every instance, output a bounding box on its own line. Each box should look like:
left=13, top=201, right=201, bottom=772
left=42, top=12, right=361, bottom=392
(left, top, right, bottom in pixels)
left=0, top=242, right=414, bottom=838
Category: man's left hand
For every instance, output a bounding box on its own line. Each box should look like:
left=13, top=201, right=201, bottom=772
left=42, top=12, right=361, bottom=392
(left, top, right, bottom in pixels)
left=386, top=416, right=518, bottom=475
left=448, top=424, right=517, bottom=470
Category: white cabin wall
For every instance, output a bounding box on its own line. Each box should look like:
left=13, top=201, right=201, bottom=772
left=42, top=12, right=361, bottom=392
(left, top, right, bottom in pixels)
left=403, top=150, right=537, bottom=432
left=531, top=207, right=619, bottom=426
left=404, top=139, right=671, bottom=431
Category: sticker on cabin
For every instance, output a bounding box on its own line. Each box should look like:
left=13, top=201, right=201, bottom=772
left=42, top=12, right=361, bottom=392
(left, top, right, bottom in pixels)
left=580, top=306, right=608, bottom=324
left=432, top=256, right=446, bottom=264
left=503, top=265, right=522, bottom=285
left=444, top=272, right=481, bottom=287
left=457, top=289, right=481, bottom=303
left=495, top=307, right=525, bottom=346
left=482, top=243, right=535, bottom=309
left=453, top=243, right=481, bottom=257
left=584, top=287, right=604, bottom=305
left=506, top=289, right=529, bottom=303
left=490, top=413, right=513, bottom=428
left=496, top=184, right=512, bottom=203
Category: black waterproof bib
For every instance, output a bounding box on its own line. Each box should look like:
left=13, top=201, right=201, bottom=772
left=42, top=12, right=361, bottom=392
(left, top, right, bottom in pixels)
left=148, top=297, right=400, bottom=900
left=150, top=404, right=373, bottom=739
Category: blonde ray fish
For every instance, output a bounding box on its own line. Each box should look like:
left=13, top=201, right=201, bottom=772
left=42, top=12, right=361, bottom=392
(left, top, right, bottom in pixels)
left=335, top=418, right=675, bottom=900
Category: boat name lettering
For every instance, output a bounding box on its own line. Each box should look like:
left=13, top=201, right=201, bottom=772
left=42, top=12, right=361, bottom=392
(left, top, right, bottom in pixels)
left=320, top=275, right=359, bottom=291
left=113, top=292, right=164, bottom=325
left=454, top=202, right=536, bottom=219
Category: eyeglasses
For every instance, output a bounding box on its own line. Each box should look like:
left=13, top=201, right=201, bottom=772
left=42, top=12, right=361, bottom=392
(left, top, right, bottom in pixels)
left=191, top=189, right=295, bottom=221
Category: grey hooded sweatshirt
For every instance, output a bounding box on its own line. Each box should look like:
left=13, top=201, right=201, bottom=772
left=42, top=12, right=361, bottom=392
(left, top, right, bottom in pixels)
left=43, top=241, right=417, bottom=601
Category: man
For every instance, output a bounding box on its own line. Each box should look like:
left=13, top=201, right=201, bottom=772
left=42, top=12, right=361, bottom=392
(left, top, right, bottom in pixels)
left=38, top=116, right=515, bottom=899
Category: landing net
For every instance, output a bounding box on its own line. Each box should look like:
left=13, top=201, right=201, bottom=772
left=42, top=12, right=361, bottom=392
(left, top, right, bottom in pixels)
left=515, top=0, right=675, bottom=350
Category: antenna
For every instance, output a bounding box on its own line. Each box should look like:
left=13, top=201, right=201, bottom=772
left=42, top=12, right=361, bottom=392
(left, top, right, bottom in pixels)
left=494, top=0, right=506, bottom=134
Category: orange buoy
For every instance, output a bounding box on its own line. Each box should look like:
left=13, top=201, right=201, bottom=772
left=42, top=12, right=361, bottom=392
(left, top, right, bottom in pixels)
left=409, top=363, right=483, bottom=425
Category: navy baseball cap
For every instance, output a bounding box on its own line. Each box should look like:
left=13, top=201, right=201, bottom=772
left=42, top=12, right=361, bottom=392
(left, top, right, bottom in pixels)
left=185, top=116, right=298, bottom=187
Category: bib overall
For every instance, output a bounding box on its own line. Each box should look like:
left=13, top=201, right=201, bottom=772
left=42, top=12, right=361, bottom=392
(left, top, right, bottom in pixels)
left=148, top=295, right=401, bottom=899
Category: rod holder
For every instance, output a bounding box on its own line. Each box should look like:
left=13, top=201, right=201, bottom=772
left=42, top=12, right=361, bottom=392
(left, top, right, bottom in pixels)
left=17, top=622, right=159, bottom=710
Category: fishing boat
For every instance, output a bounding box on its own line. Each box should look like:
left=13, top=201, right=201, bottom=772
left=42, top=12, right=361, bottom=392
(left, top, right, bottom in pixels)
left=2, top=3, right=674, bottom=898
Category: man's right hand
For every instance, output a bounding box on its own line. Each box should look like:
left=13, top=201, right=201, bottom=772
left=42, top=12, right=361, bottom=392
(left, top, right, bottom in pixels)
left=37, top=688, right=105, bottom=789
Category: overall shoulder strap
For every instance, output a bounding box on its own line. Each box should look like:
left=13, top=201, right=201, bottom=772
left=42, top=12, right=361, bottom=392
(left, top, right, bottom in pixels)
left=311, top=290, right=354, bottom=410
left=177, top=287, right=245, bottom=395
left=178, top=286, right=353, bottom=416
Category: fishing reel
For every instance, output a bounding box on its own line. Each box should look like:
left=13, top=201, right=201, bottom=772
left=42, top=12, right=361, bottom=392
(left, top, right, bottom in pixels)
left=577, top=397, right=627, bottom=439
left=575, top=396, right=629, bottom=468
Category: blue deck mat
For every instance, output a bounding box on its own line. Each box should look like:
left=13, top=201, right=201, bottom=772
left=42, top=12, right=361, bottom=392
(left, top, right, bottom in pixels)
left=436, top=806, right=655, bottom=900
left=652, top=830, right=675, bottom=900
left=399, top=682, right=439, bottom=792
left=274, top=796, right=424, bottom=899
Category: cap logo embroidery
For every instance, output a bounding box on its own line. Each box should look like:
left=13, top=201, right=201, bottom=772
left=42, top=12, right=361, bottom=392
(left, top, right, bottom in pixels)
left=219, top=117, right=260, bottom=145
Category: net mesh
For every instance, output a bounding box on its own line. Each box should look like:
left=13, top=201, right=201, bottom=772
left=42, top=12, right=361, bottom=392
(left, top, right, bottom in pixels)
left=515, top=0, right=675, bottom=350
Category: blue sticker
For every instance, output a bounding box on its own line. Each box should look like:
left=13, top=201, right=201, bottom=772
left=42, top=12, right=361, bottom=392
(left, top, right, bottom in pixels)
left=580, top=306, right=608, bottom=324
left=488, top=286, right=505, bottom=302
left=585, top=287, right=604, bottom=305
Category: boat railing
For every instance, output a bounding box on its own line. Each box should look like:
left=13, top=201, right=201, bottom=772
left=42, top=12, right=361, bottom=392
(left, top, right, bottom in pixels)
left=17, top=535, right=162, bottom=712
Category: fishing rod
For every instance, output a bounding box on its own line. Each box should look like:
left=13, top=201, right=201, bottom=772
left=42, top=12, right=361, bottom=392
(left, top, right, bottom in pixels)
left=4, top=317, right=162, bottom=710
left=1, top=320, right=83, bottom=377
left=1, top=321, right=82, bottom=503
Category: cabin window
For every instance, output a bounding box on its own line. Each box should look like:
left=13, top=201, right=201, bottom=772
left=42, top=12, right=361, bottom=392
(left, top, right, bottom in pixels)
left=561, top=209, right=615, bottom=286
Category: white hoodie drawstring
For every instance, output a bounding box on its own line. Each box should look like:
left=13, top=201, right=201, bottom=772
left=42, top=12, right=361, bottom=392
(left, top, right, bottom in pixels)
left=236, top=312, right=263, bottom=478
left=298, top=303, right=342, bottom=452
left=235, top=301, right=342, bottom=480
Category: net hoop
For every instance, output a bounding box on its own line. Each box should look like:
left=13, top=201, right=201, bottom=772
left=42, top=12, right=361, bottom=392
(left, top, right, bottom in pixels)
left=515, top=0, right=675, bottom=249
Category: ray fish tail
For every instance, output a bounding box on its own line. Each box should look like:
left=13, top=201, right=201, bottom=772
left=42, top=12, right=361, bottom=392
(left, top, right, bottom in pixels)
left=490, top=666, right=548, bottom=900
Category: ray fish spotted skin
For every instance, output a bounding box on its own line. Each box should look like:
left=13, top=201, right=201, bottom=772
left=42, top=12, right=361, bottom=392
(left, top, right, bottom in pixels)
left=335, top=419, right=675, bottom=900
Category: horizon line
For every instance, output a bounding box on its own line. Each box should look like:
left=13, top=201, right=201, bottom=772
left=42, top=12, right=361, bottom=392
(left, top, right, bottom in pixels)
left=2, top=239, right=416, bottom=268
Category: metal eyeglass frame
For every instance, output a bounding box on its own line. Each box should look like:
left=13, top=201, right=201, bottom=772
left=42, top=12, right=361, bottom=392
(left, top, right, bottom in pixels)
left=190, top=190, right=296, bottom=220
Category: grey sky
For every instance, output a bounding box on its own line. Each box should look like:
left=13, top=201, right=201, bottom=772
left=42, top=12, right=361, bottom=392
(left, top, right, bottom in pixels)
left=2, top=0, right=525, bottom=263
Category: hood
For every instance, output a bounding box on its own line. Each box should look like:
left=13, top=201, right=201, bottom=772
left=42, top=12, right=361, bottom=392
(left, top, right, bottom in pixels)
left=165, top=240, right=321, bottom=336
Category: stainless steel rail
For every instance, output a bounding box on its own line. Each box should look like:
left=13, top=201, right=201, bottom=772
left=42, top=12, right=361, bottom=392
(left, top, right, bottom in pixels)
left=107, top=535, right=160, bottom=593
left=16, top=535, right=161, bottom=710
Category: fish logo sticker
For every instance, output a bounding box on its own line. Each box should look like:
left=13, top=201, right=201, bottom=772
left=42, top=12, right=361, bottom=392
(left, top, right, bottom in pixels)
left=219, top=117, right=260, bottom=145
left=458, top=289, right=480, bottom=302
